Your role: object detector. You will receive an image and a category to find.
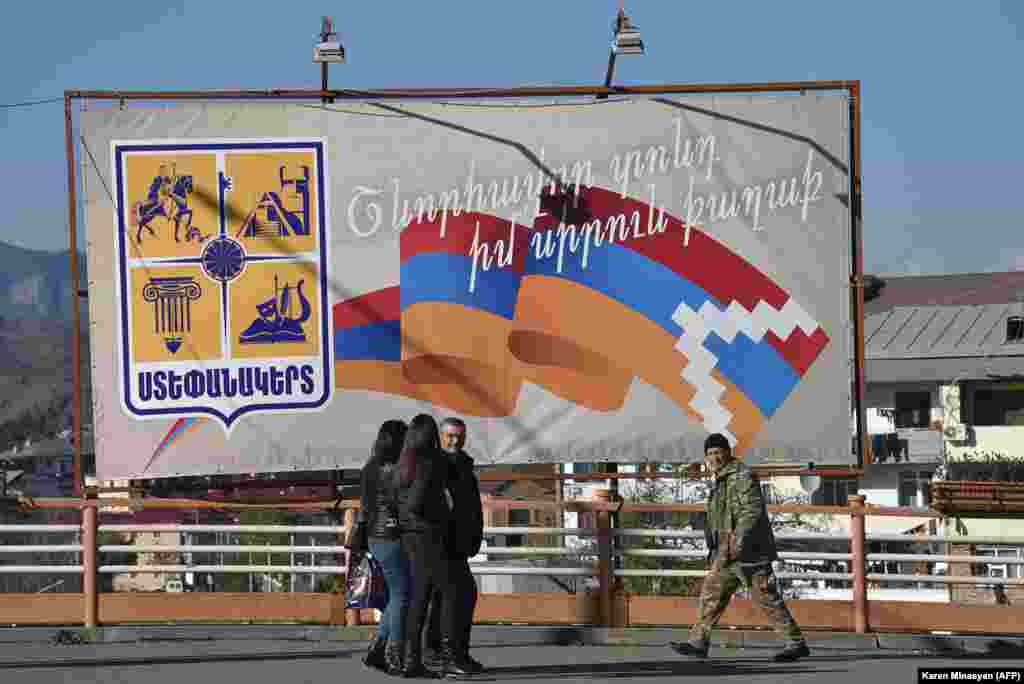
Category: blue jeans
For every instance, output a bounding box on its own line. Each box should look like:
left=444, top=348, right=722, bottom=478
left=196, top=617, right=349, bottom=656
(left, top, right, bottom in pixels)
left=368, top=538, right=410, bottom=644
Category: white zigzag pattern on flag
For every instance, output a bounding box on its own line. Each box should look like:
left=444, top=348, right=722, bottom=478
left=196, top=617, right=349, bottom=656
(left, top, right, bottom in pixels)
left=671, top=296, right=822, bottom=444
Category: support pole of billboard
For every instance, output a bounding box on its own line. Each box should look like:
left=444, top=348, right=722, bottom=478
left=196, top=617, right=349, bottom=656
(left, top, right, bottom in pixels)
left=82, top=503, right=98, bottom=628
left=848, top=494, right=869, bottom=633
left=64, top=93, right=83, bottom=498
left=848, top=81, right=869, bottom=470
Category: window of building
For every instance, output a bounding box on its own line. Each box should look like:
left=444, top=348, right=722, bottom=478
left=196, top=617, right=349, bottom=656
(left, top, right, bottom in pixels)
left=867, top=542, right=903, bottom=577
left=894, top=392, right=931, bottom=428
left=973, top=387, right=1024, bottom=426
left=573, top=463, right=595, bottom=475
left=812, top=478, right=860, bottom=506
left=1006, top=317, right=1024, bottom=344
left=976, top=547, right=1022, bottom=589
left=898, top=471, right=933, bottom=507
left=506, top=508, right=530, bottom=547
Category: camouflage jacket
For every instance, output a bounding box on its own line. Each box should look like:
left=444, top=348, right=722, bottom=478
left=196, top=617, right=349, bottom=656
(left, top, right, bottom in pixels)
left=704, top=462, right=778, bottom=566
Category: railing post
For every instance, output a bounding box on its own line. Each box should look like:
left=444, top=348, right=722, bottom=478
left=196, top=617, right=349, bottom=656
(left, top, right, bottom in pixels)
left=82, top=503, right=98, bottom=629
left=594, top=489, right=612, bottom=628
left=848, top=494, right=868, bottom=634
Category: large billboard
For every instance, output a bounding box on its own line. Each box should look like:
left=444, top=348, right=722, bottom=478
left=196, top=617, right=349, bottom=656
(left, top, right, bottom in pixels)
left=81, top=95, right=854, bottom=480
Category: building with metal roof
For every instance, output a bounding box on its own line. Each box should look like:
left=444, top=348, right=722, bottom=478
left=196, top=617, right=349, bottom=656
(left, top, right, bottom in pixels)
left=865, top=271, right=1024, bottom=384
left=855, top=269, right=1024, bottom=519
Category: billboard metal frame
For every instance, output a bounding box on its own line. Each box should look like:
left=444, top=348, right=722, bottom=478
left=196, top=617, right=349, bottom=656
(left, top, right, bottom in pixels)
left=64, top=80, right=866, bottom=496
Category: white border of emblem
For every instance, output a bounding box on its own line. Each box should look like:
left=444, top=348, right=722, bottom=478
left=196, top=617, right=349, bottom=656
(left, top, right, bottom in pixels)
left=111, top=138, right=334, bottom=434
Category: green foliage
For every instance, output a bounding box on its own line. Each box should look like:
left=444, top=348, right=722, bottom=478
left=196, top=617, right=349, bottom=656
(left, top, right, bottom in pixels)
left=0, top=393, right=68, bottom=452
left=220, top=510, right=292, bottom=593
left=617, top=508, right=705, bottom=597
left=316, top=575, right=339, bottom=594
left=613, top=465, right=707, bottom=597
left=959, top=450, right=1022, bottom=463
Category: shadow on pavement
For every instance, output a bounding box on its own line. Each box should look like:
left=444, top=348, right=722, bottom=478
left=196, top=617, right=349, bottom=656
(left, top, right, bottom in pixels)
left=0, top=649, right=358, bottom=670
left=479, top=659, right=847, bottom=680
left=787, top=652, right=967, bottom=662
left=974, top=640, right=1024, bottom=658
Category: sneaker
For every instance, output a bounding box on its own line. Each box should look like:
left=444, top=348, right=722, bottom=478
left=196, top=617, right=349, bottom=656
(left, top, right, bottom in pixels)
left=773, top=642, right=810, bottom=663
left=669, top=640, right=709, bottom=658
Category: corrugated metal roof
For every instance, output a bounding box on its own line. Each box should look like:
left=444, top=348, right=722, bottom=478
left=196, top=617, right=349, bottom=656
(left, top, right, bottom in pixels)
left=864, top=272, right=1024, bottom=363
left=866, top=303, right=1024, bottom=359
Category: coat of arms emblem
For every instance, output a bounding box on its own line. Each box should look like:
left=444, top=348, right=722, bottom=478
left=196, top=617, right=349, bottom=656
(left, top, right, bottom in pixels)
left=113, top=140, right=332, bottom=430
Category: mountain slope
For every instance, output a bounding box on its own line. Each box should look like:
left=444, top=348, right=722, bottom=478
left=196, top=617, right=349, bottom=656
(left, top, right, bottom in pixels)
left=0, top=241, right=91, bottom=450
left=0, top=241, right=86, bottom=323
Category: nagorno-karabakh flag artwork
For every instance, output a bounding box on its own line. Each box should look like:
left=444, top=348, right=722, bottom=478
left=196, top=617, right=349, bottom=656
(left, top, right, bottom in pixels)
left=332, top=185, right=829, bottom=456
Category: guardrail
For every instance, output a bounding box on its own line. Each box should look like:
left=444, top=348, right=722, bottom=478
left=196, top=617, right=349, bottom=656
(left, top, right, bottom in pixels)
left=1, top=494, right=1023, bottom=634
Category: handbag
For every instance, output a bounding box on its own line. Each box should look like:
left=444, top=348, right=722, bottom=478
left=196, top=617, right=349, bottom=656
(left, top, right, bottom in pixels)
left=344, top=519, right=369, bottom=554
left=345, top=552, right=389, bottom=611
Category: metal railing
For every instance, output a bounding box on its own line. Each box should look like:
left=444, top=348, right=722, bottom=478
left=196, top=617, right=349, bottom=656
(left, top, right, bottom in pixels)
left=2, top=494, right=1023, bottom=631
left=0, top=525, right=82, bottom=575
left=95, top=524, right=351, bottom=576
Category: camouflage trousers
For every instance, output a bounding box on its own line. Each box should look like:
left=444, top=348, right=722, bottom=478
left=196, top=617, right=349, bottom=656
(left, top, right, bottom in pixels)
left=687, top=558, right=804, bottom=647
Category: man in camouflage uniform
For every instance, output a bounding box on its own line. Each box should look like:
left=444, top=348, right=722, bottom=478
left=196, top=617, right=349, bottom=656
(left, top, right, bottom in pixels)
left=670, top=433, right=810, bottom=662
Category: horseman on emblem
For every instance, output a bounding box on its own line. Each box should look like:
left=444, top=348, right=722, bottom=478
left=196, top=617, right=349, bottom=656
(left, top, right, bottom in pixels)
left=130, top=163, right=208, bottom=244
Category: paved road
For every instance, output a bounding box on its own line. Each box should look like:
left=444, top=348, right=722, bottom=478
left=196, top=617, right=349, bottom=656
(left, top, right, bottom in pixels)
left=2, top=643, right=1021, bottom=684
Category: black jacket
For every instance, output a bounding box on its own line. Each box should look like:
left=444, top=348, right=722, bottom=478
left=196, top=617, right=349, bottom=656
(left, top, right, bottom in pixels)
left=396, top=450, right=451, bottom=534
left=443, top=450, right=484, bottom=559
left=357, top=460, right=402, bottom=541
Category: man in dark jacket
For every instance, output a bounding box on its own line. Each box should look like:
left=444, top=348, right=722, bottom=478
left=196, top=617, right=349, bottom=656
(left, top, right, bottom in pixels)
left=670, top=433, right=809, bottom=663
left=425, top=417, right=485, bottom=675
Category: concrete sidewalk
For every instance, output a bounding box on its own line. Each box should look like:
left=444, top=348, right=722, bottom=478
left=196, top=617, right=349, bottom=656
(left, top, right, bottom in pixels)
left=0, top=625, right=1022, bottom=667
left=5, top=644, right=1024, bottom=684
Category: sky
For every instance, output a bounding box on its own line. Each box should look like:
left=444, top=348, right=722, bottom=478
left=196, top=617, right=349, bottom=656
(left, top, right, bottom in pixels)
left=0, top=0, right=1021, bottom=277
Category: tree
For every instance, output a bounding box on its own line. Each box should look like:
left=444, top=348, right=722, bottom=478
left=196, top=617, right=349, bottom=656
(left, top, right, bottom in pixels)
left=614, top=464, right=708, bottom=597
left=221, top=510, right=291, bottom=593
left=759, top=487, right=837, bottom=599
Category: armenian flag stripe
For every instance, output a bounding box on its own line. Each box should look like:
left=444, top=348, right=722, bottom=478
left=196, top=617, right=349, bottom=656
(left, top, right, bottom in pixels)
left=334, top=320, right=402, bottom=362
left=399, top=252, right=523, bottom=321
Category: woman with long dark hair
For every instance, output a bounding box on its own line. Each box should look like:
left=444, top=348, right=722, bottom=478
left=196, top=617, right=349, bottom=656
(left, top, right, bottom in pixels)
left=351, top=419, right=410, bottom=675
left=395, top=413, right=451, bottom=677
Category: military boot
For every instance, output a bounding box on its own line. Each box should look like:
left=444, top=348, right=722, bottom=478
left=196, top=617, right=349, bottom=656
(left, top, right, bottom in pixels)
left=669, top=639, right=709, bottom=659
left=773, top=641, right=810, bottom=662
